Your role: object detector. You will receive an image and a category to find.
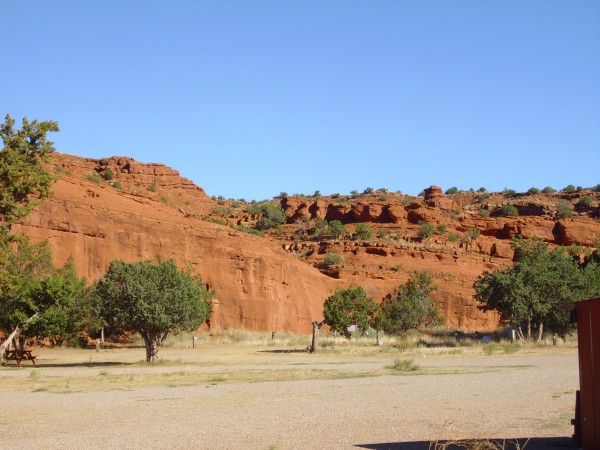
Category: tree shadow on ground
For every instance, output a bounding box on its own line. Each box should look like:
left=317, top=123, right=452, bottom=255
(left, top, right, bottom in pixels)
left=258, top=349, right=308, bottom=354
left=4, top=361, right=133, bottom=368
left=355, top=436, right=574, bottom=450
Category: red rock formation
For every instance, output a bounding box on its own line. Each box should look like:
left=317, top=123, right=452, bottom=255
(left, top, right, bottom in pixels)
left=424, top=185, right=455, bottom=211
left=11, top=156, right=599, bottom=334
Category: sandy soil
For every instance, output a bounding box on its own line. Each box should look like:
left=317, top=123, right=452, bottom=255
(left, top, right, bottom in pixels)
left=0, top=344, right=579, bottom=450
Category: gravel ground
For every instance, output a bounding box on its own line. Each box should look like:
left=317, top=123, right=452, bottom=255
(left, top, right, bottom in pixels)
left=0, top=346, right=579, bottom=450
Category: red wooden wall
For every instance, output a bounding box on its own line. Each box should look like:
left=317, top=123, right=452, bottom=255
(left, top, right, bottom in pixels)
left=575, top=298, right=600, bottom=450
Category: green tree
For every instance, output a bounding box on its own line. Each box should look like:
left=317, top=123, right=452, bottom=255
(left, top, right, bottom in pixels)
left=542, top=186, right=556, bottom=194
left=328, top=220, right=346, bottom=239
left=354, top=223, right=374, bottom=241
left=474, top=238, right=594, bottom=341
left=323, top=286, right=377, bottom=338
left=496, top=204, right=519, bottom=217
left=0, top=115, right=59, bottom=232
left=250, top=202, right=286, bottom=230
left=95, top=259, right=213, bottom=361
left=312, top=218, right=329, bottom=238
left=0, top=236, right=91, bottom=347
left=27, top=258, right=93, bottom=345
left=376, top=272, right=441, bottom=335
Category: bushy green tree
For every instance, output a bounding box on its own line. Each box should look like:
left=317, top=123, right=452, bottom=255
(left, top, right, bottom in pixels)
left=0, top=235, right=91, bottom=346
left=95, top=259, right=213, bottom=361
left=474, top=238, right=597, bottom=340
left=542, top=186, right=556, bottom=194
left=353, top=223, right=374, bottom=241
left=249, top=202, right=286, bottom=230
left=0, top=115, right=59, bottom=232
left=312, top=218, right=329, bottom=238
left=323, top=286, right=377, bottom=338
left=496, top=204, right=519, bottom=217
left=375, top=272, right=441, bottom=335
left=328, top=220, right=346, bottom=239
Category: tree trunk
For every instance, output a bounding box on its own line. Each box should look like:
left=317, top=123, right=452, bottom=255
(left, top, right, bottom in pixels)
left=158, top=331, right=169, bottom=347
left=141, top=332, right=159, bottom=361
left=527, top=321, right=532, bottom=341
left=516, top=326, right=525, bottom=341
left=309, top=321, right=319, bottom=354
left=536, top=322, right=544, bottom=344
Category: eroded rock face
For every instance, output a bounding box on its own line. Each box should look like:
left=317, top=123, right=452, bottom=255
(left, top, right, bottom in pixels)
left=15, top=177, right=339, bottom=334
left=554, top=219, right=600, bottom=246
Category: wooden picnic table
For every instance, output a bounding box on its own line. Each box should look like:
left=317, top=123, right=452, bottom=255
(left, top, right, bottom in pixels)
left=4, top=349, right=36, bottom=365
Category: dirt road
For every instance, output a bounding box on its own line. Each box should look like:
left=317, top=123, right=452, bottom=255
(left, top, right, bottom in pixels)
left=0, top=345, right=578, bottom=449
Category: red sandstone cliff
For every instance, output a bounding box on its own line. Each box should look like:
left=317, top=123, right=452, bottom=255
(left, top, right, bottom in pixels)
left=11, top=156, right=600, bottom=333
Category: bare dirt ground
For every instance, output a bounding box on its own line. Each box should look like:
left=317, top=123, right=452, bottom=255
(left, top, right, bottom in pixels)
left=0, top=342, right=579, bottom=450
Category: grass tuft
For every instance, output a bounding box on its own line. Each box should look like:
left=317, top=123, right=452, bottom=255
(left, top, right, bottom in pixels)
left=388, top=358, right=419, bottom=372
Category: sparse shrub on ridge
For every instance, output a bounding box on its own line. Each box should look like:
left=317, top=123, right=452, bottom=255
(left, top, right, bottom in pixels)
left=542, top=186, right=556, bottom=194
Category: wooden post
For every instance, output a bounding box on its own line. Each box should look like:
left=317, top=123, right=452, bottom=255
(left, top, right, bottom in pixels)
left=309, top=321, right=319, bottom=354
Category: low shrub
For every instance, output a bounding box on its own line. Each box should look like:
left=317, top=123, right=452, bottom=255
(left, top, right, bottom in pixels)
left=418, top=222, right=435, bottom=239
left=497, top=204, right=519, bottom=217
left=556, top=200, right=573, bottom=218
left=578, top=195, right=593, bottom=207
left=84, top=172, right=100, bottom=184
left=448, top=232, right=460, bottom=242
left=388, top=358, right=419, bottom=372
left=323, top=251, right=342, bottom=266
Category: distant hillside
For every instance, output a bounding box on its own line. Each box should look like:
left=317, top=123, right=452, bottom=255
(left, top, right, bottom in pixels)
left=12, top=153, right=600, bottom=333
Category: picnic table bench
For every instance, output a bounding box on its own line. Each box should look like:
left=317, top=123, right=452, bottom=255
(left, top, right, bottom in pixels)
left=3, top=349, right=36, bottom=365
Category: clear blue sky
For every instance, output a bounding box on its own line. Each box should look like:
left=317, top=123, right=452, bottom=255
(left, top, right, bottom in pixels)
left=2, top=1, right=599, bottom=201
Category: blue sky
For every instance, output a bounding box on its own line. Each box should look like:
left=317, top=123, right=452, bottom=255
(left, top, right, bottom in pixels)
left=2, top=1, right=599, bottom=201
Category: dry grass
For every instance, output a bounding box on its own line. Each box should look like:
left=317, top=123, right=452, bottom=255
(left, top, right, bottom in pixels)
left=430, top=438, right=529, bottom=449
left=3, top=367, right=384, bottom=393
